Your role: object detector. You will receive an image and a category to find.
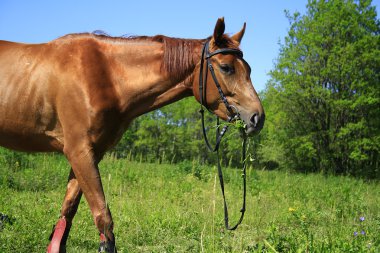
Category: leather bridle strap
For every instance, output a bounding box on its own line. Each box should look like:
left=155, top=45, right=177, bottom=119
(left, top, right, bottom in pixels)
left=198, top=41, right=240, bottom=152
left=217, top=135, right=247, bottom=230
left=198, top=40, right=247, bottom=230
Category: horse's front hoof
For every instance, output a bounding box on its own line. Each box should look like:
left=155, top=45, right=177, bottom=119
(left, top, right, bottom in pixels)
left=98, top=233, right=117, bottom=253
left=47, top=217, right=67, bottom=253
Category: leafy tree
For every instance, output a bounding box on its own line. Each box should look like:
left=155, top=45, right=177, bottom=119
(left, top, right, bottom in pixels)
left=114, top=97, right=212, bottom=164
left=113, top=95, right=249, bottom=168
left=259, top=0, right=380, bottom=178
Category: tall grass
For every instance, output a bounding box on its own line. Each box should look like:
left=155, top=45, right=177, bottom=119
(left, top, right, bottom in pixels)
left=0, top=152, right=379, bottom=252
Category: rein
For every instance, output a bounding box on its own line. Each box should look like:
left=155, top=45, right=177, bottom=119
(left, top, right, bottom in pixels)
left=198, top=41, right=247, bottom=230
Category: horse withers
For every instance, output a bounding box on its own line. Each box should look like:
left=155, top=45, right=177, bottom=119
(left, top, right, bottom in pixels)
left=0, top=18, right=264, bottom=252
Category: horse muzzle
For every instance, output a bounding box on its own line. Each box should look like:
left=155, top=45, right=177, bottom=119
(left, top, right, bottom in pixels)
left=243, top=111, right=265, bottom=136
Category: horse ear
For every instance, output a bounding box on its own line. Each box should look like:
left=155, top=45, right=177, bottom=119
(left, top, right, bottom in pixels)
left=231, top=22, right=246, bottom=44
left=213, top=17, right=225, bottom=44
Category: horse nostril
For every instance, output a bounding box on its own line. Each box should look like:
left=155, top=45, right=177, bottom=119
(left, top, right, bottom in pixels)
left=250, top=113, right=259, bottom=128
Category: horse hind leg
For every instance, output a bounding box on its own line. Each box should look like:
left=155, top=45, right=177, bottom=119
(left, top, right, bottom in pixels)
left=47, top=169, right=82, bottom=253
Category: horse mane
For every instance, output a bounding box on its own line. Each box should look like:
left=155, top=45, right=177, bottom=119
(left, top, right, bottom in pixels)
left=121, top=34, right=207, bottom=81
left=149, top=34, right=238, bottom=81
left=60, top=31, right=237, bottom=82
left=156, top=35, right=205, bottom=81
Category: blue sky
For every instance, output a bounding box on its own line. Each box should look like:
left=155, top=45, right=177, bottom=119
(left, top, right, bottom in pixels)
left=0, top=0, right=379, bottom=92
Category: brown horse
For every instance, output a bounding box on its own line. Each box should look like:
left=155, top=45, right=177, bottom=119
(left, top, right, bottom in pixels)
left=0, top=18, right=264, bottom=252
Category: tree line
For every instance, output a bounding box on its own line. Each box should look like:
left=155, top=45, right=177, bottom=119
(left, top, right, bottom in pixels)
left=112, top=97, right=251, bottom=168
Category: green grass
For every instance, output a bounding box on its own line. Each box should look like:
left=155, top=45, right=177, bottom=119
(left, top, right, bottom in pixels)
left=0, top=153, right=379, bottom=252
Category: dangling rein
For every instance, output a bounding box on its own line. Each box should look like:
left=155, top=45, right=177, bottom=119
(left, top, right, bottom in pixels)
left=198, top=40, right=247, bottom=230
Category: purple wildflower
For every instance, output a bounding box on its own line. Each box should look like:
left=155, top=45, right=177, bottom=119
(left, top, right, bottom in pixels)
left=354, top=231, right=358, bottom=236
left=361, top=230, right=366, bottom=235
left=359, top=216, right=365, bottom=222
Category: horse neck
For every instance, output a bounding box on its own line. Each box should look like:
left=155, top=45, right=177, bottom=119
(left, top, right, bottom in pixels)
left=105, top=37, right=204, bottom=118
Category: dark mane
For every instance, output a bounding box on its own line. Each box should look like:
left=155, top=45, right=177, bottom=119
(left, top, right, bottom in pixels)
left=69, top=31, right=238, bottom=82
left=155, top=34, right=238, bottom=81
left=155, top=35, right=206, bottom=81
left=122, top=34, right=207, bottom=82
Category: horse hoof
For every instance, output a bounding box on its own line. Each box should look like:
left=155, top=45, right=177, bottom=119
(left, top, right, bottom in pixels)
left=47, top=217, right=67, bottom=253
left=98, top=233, right=117, bottom=253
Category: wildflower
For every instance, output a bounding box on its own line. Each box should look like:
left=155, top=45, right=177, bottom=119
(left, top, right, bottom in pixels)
left=359, top=216, right=365, bottom=222
left=353, top=231, right=358, bottom=236
left=361, top=230, right=366, bottom=235
left=288, top=207, right=296, bottom=212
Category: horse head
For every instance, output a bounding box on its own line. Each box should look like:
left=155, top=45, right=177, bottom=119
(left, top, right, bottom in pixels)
left=193, top=18, right=265, bottom=136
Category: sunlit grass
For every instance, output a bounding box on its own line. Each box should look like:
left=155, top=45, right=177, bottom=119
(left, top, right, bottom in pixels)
left=0, top=153, right=379, bottom=252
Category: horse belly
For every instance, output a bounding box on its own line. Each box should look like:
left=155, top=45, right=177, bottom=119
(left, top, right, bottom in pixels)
left=0, top=99, right=64, bottom=152
left=0, top=98, right=63, bottom=152
left=0, top=131, right=63, bottom=152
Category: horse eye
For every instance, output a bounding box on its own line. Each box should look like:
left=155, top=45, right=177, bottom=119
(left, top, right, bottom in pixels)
left=219, top=64, right=235, bottom=75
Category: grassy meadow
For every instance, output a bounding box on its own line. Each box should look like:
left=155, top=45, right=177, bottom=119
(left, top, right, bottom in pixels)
left=0, top=153, right=379, bottom=252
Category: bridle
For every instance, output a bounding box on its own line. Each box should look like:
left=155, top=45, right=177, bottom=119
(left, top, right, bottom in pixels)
left=198, top=40, right=248, bottom=230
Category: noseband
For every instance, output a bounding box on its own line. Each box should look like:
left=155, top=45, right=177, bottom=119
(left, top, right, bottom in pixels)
left=198, top=40, right=247, bottom=231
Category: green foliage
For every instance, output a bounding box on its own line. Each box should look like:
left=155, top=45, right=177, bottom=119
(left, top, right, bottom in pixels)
left=0, top=148, right=35, bottom=172
left=259, top=0, right=380, bottom=178
left=0, top=153, right=379, bottom=252
left=113, top=97, right=249, bottom=168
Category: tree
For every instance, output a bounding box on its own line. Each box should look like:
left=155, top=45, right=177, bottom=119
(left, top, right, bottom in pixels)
left=259, top=0, right=380, bottom=178
left=114, top=97, right=215, bottom=164
left=113, top=95, right=249, bottom=168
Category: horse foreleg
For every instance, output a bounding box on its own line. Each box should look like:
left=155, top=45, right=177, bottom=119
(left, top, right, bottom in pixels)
left=64, top=146, right=116, bottom=253
left=47, top=169, right=82, bottom=253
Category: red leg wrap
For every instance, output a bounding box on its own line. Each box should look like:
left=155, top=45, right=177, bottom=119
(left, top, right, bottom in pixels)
left=47, top=217, right=67, bottom=253
left=100, top=233, right=107, bottom=242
